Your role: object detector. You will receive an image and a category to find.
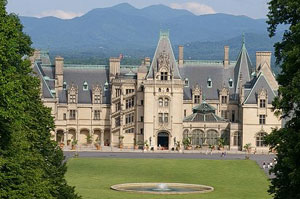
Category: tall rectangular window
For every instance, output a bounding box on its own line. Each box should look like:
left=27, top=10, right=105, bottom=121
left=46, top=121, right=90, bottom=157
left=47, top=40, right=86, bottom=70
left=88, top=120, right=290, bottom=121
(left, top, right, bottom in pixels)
left=94, top=95, right=101, bottom=104
left=69, top=110, right=76, bottom=120
left=231, top=110, right=235, bottom=122
left=222, top=96, right=227, bottom=104
left=126, top=89, right=134, bottom=95
left=160, top=72, right=168, bottom=80
left=115, top=117, right=120, bottom=127
left=259, top=115, right=266, bottom=125
left=94, top=110, right=100, bottom=120
left=164, top=113, right=169, bottom=123
left=125, top=128, right=134, bottom=133
left=140, top=116, right=144, bottom=122
left=141, top=100, right=144, bottom=106
left=140, top=128, right=144, bottom=135
left=70, top=95, right=76, bottom=103
left=116, top=88, right=121, bottom=97
left=260, top=99, right=266, bottom=108
left=63, top=113, right=66, bottom=120
left=194, top=95, right=200, bottom=104
left=115, top=102, right=121, bottom=112
left=184, top=109, right=187, bottom=117
left=125, top=97, right=135, bottom=109
left=221, top=110, right=228, bottom=119
left=125, top=113, right=134, bottom=124
left=159, top=113, right=163, bottom=123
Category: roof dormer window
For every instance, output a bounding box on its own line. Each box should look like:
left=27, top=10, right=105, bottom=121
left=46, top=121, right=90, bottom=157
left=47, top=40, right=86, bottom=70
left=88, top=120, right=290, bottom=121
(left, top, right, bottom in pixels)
left=63, top=81, right=67, bottom=90
left=104, top=81, right=109, bottom=91
left=229, top=78, right=233, bottom=88
left=207, top=78, right=212, bottom=88
left=185, top=78, right=189, bottom=87
left=83, top=81, right=88, bottom=91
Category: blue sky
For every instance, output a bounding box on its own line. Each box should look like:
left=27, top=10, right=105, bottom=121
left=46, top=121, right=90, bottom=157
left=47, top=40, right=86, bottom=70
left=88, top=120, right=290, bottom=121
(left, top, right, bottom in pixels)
left=7, top=0, right=270, bottom=19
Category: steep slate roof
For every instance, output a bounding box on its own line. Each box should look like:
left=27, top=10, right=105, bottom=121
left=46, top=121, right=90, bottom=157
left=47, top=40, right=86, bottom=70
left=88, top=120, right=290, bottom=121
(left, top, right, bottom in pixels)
left=59, top=66, right=110, bottom=104
left=33, top=34, right=276, bottom=107
left=184, top=101, right=226, bottom=122
left=33, top=62, right=55, bottom=99
left=234, top=40, right=252, bottom=94
left=180, top=61, right=236, bottom=100
left=243, top=72, right=277, bottom=104
left=147, top=31, right=181, bottom=79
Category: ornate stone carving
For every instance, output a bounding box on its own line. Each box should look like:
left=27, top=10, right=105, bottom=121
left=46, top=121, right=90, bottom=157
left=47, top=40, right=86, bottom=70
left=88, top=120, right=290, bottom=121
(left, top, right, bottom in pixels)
left=158, top=50, right=170, bottom=70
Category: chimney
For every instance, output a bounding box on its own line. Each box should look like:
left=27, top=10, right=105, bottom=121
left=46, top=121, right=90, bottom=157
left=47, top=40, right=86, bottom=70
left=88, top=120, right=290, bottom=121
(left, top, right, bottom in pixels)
left=256, top=51, right=271, bottom=72
left=55, top=56, right=64, bottom=89
left=29, top=50, right=41, bottom=66
left=178, top=45, right=184, bottom=67
left=144, top=57, right=151, bottom=66
left=224, top=46, right=229, bottom=69
left=109, top=57, right=120, bottom=79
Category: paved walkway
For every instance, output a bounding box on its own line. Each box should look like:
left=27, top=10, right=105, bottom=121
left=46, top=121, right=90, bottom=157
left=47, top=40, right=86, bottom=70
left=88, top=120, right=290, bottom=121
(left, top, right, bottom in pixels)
left=63, top=149, right=276, bottom=178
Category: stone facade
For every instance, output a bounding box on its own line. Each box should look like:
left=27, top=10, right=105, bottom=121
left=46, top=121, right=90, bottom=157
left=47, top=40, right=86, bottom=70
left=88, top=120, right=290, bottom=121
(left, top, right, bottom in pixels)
left=32, top=31, right=281, bottom=152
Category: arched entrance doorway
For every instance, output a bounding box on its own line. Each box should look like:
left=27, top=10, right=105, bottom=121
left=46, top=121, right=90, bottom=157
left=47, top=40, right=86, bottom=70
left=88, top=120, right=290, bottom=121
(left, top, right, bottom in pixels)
left=56, top=130, right=64, bottom=143
left=157, top=132, right=169, bottom=149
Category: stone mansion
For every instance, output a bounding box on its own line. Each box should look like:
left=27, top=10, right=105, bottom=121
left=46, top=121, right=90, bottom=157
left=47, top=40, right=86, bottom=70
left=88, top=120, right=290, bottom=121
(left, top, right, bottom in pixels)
left=32, top=31, right=281, bottom=152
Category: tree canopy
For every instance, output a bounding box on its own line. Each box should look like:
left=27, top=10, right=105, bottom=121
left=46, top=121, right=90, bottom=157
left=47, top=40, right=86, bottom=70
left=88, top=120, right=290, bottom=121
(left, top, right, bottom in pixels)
left=266, top=0, right=300, bottom=199
left=0, top=0, right=80, bottom=198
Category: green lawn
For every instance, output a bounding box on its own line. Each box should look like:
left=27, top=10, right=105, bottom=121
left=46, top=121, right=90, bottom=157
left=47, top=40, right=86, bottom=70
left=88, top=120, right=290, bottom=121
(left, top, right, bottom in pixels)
left=66, top=158, right=271, bottom=199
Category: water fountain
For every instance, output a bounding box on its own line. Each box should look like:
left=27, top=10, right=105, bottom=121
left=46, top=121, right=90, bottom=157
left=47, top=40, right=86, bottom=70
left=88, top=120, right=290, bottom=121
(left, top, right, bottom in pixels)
left=154, top=183, right=170, bottom=191
left=111, top=183, right=214, bottom=194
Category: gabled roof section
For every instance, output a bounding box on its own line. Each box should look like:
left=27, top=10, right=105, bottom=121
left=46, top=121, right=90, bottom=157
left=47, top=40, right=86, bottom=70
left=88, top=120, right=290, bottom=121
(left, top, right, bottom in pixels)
left=243, top=72, right=277, bottom=104
left=146, top=30, right=181, bottom=79
left=234, top=36, right=252, bottom=94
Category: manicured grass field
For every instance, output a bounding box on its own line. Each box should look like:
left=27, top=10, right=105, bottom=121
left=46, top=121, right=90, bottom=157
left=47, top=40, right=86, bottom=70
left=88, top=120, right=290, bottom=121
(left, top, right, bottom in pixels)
left=66, top=158, right=271, bottom=199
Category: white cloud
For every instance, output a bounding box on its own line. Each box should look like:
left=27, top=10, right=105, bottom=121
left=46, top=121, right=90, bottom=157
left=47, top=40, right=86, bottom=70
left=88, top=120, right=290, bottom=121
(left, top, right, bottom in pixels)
left=170, top=2, right=216, bottom=15
left=36, top=10, right=84, bottom=19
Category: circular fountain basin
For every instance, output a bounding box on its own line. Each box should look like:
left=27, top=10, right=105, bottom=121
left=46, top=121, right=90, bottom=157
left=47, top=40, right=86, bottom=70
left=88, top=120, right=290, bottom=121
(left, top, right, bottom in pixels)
left=111, top=183, right=214, bottom=195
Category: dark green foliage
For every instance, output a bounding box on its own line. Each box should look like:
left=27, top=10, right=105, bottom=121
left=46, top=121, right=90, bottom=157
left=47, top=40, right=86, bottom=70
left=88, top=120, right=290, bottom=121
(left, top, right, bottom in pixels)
left=0, top=1, right=80, bottom=198
left=265, top=1, right=300, bottom=199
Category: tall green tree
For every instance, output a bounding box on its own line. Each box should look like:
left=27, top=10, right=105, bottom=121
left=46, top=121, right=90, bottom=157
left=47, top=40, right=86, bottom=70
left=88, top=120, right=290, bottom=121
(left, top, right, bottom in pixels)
left=266, top=1, right=300, bottom=199
left=0, top=0, right=80, bottom=198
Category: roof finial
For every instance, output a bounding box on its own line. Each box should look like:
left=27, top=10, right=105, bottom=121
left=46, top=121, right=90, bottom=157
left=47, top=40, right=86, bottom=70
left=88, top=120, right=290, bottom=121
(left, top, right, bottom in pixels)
left=160, top=30, right=169, bottom=39
left=242, top=33, right=246, bottom=49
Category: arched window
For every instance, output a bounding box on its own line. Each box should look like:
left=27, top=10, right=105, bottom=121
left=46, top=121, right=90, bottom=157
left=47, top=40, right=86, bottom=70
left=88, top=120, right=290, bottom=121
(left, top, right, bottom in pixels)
left=207, top=78, right=212, bottom=88
left=229, top=78, right=233, bottom=88
left=256, top=132, right=267, bottom=147
left=183, top=129, right=189, bottom=139
left=83, top=81, right=88, bottom=91
left=221, top=130, right=230, bottom=145
left=166, top=88, right=169, bottom=92
left=191, top=129, right=205, bottom=146
left=206, top=130, right=218, bottom=145
left=164, top=98, right=169, bottom=107
left=233, top=131, right=240, bottom=146
left=158, top=88, right=161, bottom=92
left=63, top=81, right=67, bottom=90
left=159, top=98, right=163, bottom=107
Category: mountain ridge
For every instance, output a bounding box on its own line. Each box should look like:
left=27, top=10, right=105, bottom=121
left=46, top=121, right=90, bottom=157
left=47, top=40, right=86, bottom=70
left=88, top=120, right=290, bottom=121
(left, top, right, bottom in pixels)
left=19, top=2, right=283, bottom=70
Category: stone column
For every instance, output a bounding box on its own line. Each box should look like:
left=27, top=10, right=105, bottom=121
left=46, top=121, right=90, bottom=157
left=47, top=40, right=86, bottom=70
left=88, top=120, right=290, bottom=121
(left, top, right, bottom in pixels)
left=101, top=130, right=104, bottom=147
left=64, top=132, right=67, bottom=145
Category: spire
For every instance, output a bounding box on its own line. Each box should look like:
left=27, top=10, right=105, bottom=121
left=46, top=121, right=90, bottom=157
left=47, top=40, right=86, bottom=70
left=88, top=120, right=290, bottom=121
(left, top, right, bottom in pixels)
left=234, top=34, right=252, bottom=94
left=202, top=93, right=206, bottom=102
left=146, top=30, right=181, bottom=79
